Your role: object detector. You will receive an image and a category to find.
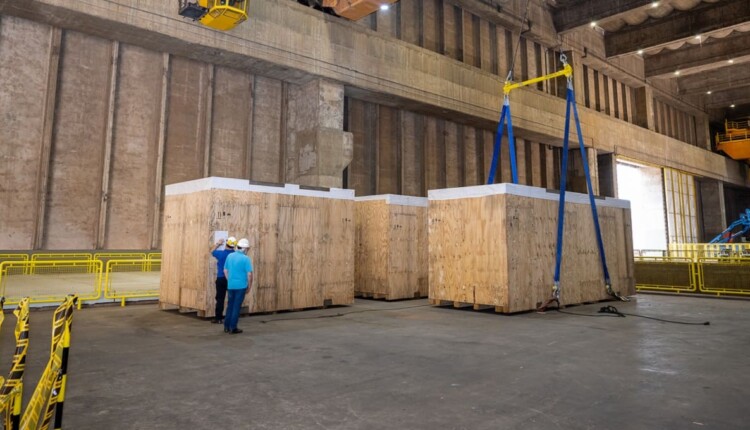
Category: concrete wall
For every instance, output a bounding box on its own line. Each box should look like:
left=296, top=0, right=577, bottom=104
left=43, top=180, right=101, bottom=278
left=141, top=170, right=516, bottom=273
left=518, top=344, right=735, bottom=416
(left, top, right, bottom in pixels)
left=345, top=97, right=560, bottom=196
left=1, top=0, right=748, bottom=250
left=0, top=15, right=306, bottom=250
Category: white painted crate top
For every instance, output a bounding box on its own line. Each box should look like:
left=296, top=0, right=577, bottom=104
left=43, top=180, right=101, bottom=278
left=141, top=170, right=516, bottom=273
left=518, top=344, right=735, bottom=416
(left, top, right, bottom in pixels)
left=165, top=177, right=355, bottom=200
left=355, top=194, right=428, bottom=207
left=428, top=183, right=630, bottom=210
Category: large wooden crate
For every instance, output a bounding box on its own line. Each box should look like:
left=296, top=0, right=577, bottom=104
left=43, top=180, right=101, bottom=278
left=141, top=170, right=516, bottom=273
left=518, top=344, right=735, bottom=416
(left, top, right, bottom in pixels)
left=428, top=183, right=635, bottom=313
left=160, top=177, right=355, bottom=317
left=355, top=195, right=428, bottom=300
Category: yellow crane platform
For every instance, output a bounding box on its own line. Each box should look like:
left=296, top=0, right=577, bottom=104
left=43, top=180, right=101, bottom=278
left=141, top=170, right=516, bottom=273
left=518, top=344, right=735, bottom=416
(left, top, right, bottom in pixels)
left=716, top=119, right=750, bottom=162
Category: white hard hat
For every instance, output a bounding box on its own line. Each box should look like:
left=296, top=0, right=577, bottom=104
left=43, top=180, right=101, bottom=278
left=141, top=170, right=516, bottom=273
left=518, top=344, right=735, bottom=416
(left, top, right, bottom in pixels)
left=226, top=237, right=237, bottom=247
left=237, top=238, right=250, bottom=249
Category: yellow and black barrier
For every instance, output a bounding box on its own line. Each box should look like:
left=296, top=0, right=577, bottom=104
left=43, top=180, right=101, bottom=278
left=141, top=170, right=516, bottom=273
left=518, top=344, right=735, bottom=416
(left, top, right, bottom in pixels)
left=18, top=295, right=76, bottom=430
left=0, top=298, right=30, bottom=430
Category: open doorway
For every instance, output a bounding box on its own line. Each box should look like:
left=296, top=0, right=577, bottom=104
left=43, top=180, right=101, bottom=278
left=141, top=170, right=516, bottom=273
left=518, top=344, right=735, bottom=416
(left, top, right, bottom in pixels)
left=616, top=159, right=668, bottom=252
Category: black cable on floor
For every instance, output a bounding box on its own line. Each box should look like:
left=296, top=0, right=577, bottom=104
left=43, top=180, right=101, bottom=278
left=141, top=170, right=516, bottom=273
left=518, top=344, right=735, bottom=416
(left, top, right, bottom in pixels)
left=553, top=305, right=710, bottom=326
left=256, top=303, right=432, bottom=324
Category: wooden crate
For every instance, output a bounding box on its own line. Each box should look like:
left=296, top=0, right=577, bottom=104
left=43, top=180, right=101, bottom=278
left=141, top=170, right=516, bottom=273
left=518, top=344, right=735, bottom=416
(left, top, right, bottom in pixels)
left=160, top=177, right=355, bottom=317
left=355, top=195, right=428, bottom=300
left=428, top=183, right=635, bottom=313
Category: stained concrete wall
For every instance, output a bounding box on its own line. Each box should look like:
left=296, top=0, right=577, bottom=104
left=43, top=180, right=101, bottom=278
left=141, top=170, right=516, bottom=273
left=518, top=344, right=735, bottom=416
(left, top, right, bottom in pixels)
left=0, top=0, right=748, bottom=250
left=0, top=15, right=330, bottom=250
left=345, top=97, right=560, bottom=197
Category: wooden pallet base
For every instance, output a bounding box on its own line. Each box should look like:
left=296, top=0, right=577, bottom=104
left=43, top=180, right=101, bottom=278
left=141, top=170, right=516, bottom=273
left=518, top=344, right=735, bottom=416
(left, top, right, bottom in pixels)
left=429, top=299, right=506, bottom=313
left=428, top=296, right=625, bottom=314
left=356, top=291, right=426, bottom=301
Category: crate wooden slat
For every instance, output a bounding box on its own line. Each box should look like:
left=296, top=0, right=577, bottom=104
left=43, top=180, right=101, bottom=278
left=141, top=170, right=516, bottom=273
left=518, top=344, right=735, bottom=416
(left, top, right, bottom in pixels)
left=355, top=195, right=428, bottom=300
left=428, top=183, right=635, bottom=313
left=160, top=177, right=355, bottom=317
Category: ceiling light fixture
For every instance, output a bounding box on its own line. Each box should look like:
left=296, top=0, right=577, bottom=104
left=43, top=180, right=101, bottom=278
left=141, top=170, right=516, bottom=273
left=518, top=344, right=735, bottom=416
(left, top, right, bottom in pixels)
left=380, top=4, right=390, bottom=11
left=731, top=104, right=736, bottom=108
left=728, top=59, right=735, bottom=64
left=706, top=91, right=712, bottom=95
left=590, top=21, right=597, bottom=28
left=674, top=70, right=681, bottom=76
left=651, top=1, right=660, bottom=8
left=637, top=49, right=644, bottom=55
left=694, top=35, right=702, bottom=40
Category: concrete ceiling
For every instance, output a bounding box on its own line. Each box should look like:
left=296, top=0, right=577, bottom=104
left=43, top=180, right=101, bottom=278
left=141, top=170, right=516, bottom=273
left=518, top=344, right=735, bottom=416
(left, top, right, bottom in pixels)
left=551, top=0, right=750, bottom=122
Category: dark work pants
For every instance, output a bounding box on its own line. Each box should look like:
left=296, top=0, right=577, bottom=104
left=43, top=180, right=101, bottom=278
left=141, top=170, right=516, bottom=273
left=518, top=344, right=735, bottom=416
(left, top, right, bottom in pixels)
left=215, top=277, right=228, bottom=319
left=224, top=288, right=247, bottom=331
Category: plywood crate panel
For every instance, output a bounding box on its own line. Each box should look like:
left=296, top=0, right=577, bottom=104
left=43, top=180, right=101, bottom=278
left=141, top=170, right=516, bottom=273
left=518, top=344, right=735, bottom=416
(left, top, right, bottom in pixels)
left=355, top=195, right=428, bottom=300
left=160, top=177, right=355, bottom=317
left=429, top=183, right=635, bottom=313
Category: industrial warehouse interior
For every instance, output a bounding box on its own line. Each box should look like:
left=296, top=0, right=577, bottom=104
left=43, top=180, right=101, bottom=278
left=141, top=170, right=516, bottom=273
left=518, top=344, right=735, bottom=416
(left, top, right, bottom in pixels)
left=0, top=0, right=749, bottom=428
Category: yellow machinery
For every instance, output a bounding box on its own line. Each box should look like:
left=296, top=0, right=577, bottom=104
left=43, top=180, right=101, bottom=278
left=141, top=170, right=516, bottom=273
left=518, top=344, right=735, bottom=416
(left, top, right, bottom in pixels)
left=178, top=0, right=249, bottom=31
left=716, top=118, right=750, bottom=163
left=178, top=0, right=397, bottom=31
left=321, top=0, right=399, bottom=20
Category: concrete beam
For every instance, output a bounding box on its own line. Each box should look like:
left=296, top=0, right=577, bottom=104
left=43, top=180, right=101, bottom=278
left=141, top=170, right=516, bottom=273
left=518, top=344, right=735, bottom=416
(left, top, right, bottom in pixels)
left=678, top=62, right=750, bottom=96
left=704, top=87, right=750, bottom=110
left=553, top=0, right=652, bottom=33
left=645, top=31, right=750, bottom=78
left=446, top=0, right=558, bottom=47
left=605, top=0, right=750, bottom=57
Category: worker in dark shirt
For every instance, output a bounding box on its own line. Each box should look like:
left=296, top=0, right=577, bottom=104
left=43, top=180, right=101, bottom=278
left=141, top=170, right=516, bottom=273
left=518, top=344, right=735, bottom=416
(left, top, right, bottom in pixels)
left=210, top=236, right=236, bottom=324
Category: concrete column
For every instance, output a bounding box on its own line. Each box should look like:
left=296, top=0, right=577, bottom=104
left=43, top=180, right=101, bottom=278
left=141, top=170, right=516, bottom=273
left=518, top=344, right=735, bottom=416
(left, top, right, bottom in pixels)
left=699, top=179, right=727, bottom=242
left=694, top=114, right=712, bottom=150
left=633, top=86, right=655, bottom=131
left=286, top=79, right=353, bottom=189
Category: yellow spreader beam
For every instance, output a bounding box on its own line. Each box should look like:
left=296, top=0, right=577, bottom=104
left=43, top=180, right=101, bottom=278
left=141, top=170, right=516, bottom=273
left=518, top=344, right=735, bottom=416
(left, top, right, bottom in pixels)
left=503, top=63, right=573, bottom=95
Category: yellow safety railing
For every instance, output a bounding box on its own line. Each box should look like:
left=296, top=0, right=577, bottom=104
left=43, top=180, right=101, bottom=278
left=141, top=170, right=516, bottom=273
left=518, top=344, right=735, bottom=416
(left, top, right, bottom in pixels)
left=697, top=257, right=750, bottom=297
left=0, top=254, right=30, bottom=276
left=634, top=256, right=698, bottom=293
left=0, top=260, right=101, bottom=307
left=103, top=259, right=161, bottom=306
left=0, top=254, right=29, bottom=263
left=30, top=253, right=95, bottom=274
left=93, top=252, right=148, bottom=262
left=147, top=252, right=162, bottom=271
left=668, top=243, right=750, bottom=260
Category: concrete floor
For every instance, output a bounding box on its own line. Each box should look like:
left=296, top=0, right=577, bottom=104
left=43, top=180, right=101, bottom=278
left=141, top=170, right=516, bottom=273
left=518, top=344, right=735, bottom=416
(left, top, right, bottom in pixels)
left=1, top=295, right=747, bottom=429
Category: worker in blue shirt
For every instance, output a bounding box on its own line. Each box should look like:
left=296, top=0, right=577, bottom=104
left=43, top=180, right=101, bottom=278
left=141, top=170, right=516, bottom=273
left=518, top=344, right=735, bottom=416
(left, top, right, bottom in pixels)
left=223, top=238, right=253, bottom=334
left=210, top=236, right=236, bottom=324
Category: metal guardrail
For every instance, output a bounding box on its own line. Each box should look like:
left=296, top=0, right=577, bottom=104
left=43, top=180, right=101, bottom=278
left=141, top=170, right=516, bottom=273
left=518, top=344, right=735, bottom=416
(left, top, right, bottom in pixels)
left=667, top=243, right=750, bottom=260
left=635, top=255, right=750, bottom=297
left=93, top=252, right=148, bottom=263
left=0, top=254, right=29, bottom=263
left=697, top=257, right=750, bottom=297
left=0, top=252, right=163, bottom=306
left=103, top=259, right=161, bottom=306
left=634, top=256, right=698, bottom=293
left=0, top=260, right=102, bottom=306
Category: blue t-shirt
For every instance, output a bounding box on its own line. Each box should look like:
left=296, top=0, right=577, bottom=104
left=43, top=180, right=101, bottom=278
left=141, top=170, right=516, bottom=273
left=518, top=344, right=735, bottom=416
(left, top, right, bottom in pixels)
left=224, top=251, right=253, bottom=290
left=211, top=249, right=234, bottom=279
